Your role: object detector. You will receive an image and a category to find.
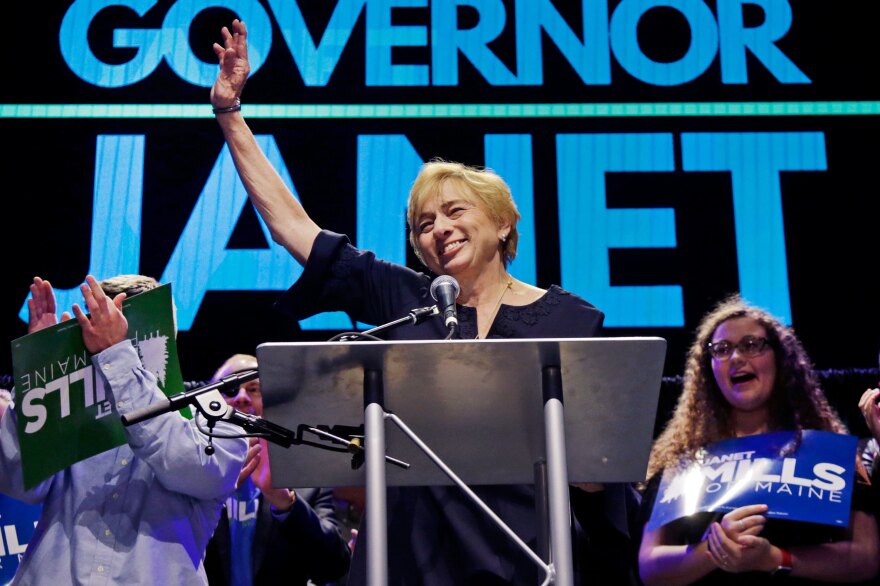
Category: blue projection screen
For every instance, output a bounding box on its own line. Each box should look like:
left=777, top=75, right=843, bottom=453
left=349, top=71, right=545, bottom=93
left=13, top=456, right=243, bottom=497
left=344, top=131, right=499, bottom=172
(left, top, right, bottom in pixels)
left=3, top=0, right=879, bottom=378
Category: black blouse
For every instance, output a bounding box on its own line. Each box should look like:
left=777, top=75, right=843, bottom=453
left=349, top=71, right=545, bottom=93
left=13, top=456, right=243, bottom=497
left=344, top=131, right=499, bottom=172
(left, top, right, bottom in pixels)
left=277, top=231, right=640, bottom=585
left=276, top=231, right=605, bottom=341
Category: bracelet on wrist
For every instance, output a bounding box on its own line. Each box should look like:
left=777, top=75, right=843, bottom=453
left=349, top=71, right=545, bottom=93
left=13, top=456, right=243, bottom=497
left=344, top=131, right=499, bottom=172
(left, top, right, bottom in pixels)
left=212, top=100, right=241, bottom=115
left=770, top=548, right=793, bottom=576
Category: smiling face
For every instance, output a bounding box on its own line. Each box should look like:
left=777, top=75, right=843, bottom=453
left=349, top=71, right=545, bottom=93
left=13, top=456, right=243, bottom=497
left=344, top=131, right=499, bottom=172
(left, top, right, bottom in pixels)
left=408, top=161, right=520, bottom=271
left=710, top=317, right=777, bottom=420
left=414, top=181, right=508, bottom=279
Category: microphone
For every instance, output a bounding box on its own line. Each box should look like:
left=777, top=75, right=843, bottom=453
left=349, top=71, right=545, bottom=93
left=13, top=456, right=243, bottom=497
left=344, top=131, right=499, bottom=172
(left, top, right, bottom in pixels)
left=430, top=275, right=460, bottom=329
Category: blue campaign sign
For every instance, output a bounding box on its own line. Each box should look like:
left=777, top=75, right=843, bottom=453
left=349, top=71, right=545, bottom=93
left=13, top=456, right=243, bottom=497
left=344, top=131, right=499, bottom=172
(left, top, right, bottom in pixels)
left=0, top=495, right=41, bottom=585
left=647, top=430, right=858, bottom=531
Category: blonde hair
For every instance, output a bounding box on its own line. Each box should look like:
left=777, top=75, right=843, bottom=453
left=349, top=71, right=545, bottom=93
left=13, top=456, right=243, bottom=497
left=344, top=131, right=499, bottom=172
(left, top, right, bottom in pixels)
left=407, top=160, right=520, bottom=267
left=646, top=295, right=846, bottom=479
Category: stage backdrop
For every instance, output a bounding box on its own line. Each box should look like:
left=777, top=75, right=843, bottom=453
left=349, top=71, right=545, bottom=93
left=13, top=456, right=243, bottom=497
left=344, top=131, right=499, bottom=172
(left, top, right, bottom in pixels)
left=3, top=0, right=879, bottom=382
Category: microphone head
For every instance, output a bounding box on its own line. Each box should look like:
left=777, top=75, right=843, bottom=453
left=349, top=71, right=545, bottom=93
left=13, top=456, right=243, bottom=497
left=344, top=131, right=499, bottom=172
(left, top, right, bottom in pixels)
left=430, top=275, right=460, bottom=301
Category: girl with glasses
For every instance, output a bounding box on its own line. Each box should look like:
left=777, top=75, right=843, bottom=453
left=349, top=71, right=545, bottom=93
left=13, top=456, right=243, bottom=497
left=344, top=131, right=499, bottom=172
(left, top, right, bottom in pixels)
left=638, top=296, right=879, bottom=585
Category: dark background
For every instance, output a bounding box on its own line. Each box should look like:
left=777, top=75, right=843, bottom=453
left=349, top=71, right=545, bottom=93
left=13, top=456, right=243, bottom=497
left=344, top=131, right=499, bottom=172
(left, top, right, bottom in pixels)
left=3, top=1, right=879, bottom=391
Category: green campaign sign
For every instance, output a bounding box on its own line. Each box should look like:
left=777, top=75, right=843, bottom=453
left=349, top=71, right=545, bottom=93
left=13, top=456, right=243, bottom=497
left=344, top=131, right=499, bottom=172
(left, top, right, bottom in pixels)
left=10, top=284, right=182, bottom=489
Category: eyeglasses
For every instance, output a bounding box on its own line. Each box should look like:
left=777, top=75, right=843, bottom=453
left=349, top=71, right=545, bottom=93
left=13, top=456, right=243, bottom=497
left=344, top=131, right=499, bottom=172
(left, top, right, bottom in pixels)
left=220, top=383, right=261, bottom=398
left=707, top=335, right=770, bottom=361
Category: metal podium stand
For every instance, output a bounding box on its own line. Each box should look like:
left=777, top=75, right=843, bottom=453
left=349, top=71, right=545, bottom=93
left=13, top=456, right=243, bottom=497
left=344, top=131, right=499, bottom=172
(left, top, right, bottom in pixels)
left=257, top=337, right=666, bottom=585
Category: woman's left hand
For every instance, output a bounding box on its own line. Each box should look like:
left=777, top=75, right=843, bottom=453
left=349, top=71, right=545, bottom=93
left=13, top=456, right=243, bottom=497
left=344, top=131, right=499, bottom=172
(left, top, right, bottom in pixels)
left=704, top=504, right=776, bottom=573
left=706, top=520, right=778, bottom=573
left=211, top=19, right=250, bottom=109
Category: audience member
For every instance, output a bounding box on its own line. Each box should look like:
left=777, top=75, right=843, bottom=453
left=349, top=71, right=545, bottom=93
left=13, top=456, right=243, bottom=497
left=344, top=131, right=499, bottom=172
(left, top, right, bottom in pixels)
left=0, top=275, right=246, bottom=585
left=638, top=296, right=879, bottom=585
left=204, top=354, right=351, bottom=585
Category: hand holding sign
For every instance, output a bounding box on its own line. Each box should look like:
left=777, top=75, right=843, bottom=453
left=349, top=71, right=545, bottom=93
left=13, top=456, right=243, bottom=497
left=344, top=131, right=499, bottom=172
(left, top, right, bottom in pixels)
left=719, top=504, right=768, bottom=540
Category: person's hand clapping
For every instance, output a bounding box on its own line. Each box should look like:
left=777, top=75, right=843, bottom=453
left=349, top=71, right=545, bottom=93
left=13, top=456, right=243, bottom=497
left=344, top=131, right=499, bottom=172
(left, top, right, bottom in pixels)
left=252, top=437, right=296, bottom=512
left=705, top=504, right=775, bottom=573
left=859, top=388, right=880, bottom=442
left=237, top=437, right=262, bottom=489
left=236, top=437, right=295, bottom=512
left=27, top=276, right=71, bottom=334
left=72, top=275, right=128, bottom=354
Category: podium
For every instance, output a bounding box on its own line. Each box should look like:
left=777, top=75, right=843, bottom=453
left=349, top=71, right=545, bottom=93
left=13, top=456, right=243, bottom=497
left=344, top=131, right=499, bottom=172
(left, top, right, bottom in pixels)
left=257, top=337, right=666, bottom=585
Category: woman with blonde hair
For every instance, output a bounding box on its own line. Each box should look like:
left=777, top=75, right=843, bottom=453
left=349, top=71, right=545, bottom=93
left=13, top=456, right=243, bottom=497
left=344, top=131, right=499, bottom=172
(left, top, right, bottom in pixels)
left=639, top=296, right=879, bottom=585
left=209, top=18, right=640, bottom=586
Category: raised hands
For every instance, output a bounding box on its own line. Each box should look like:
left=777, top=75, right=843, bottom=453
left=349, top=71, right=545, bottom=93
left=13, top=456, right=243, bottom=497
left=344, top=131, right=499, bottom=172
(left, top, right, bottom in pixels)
left=27, top=275, right=127, bottom=354
left=211, top=18, right=250, bottom=110
left=72, top=275, right=128, bottom=354
left=27, top=277, right=72, bottom=334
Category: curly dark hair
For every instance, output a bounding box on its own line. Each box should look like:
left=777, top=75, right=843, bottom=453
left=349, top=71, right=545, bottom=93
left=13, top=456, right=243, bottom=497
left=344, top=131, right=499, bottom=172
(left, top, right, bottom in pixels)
left=647, top=295, right=846, bottom=479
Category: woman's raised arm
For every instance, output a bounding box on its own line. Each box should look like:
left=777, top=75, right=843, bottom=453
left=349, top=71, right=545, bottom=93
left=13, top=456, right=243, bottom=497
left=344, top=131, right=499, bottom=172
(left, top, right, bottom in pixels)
left=211, top=19, right=320, bottom=266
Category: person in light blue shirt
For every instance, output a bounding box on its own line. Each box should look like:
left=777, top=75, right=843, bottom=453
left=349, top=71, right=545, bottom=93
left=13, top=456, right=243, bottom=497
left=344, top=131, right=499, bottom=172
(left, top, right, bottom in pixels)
left=0, top=388, right=42, bottom=586
left=0, top=275, right=247, bottom=586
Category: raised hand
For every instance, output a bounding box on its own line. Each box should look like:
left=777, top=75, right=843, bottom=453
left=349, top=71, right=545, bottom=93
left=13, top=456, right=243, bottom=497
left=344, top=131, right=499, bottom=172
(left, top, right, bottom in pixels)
left=252, top=437, right=296, bottom=512
left=859, top=388, right=880, bottom=442
left=27, top=276, right=71, bottom=333
left=211, top=19, right=250, bottom=109
left=72, top=275, right=128, bottom=354
left=237, top=437, right=262, bottom=489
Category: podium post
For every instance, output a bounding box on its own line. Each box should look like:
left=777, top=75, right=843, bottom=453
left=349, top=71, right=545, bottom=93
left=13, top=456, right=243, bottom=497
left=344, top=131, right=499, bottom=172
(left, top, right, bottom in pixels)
left=257, top=337, right=666, bottom=585
left=543, top=365, right=573, bottom=586
left=363, top=369, right=388, bottom=585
